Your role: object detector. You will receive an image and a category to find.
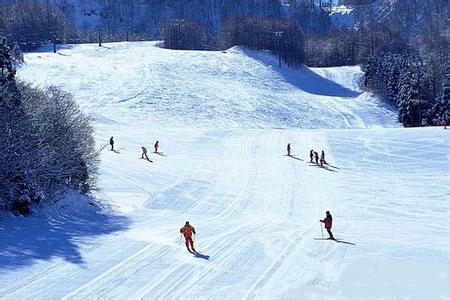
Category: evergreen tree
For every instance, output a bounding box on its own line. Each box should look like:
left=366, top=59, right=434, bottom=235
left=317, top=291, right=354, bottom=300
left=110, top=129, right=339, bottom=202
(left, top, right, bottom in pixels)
left=387, top=56, right=401, bottom=102
left=397, top=67, right=422, bottom=127
left=430, top=59, right=450, bottom=124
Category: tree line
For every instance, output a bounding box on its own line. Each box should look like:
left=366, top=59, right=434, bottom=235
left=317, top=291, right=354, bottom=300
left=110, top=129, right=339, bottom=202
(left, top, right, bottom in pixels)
left=0, top=0, right=78, bottom=51
left=302, top=0, right=449, bottom=126
left=358, top=0, right=449, bottom=126
left=1, top=0, right=448, bottom=129
left=363, top=53, right=449, bottom=127
left=162, top=16, right=305, bottom=66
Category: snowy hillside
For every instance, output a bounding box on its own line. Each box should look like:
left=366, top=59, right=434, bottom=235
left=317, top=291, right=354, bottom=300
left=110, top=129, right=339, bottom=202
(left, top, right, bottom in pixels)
left=18, top=42, right=397, bottom=129
left=1, top=42, right=449, bottom=299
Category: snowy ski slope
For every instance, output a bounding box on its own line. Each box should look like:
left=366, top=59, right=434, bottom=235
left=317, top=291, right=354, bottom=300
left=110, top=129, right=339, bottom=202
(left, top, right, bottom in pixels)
left=1, top=42, right=449, bottom=299
left=17, top=42, right=396, bottom=129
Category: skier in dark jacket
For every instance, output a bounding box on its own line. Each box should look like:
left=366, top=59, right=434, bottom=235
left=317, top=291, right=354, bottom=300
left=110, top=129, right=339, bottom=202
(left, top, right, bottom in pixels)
left=141, top=146, right=149, bottom=160
left=320, top=150, right=327, bottom=166
left=287, top=143, right=291, bottom=156
left=310, top=150, right=314, bottom=163
left=314, top=151, right=319, bottom=164
left=180, top=221, right=196, bottom=253
left=154, top=140, right=159, bottom=153
left=109, top=137, right=114, bottom=151
left=320, top=211, right=334, bottom=240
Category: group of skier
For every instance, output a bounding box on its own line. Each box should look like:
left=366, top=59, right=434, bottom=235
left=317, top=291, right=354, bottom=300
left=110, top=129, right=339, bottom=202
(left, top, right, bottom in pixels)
left=109, top=138, right=336, bottom=254
left=286, top=144, right=328, bottom=166
left=285, top=145, right=334, bottom=240
left=310, top=149, right=327, bottom=166
left=176, top=144, right=337, bottom=253
left=287, top=144, right=328, bottom=166
left=178, top=210, right=335, bottom=254
left=109, top=137, right=160, bottom=162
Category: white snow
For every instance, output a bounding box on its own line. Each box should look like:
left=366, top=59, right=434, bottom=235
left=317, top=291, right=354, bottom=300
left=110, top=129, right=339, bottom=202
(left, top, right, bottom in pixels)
left=0, top=42, right=449, bottom=299
left=330, top=5, right=356, bottom=29
left=17, top=42, right=396, bottom=129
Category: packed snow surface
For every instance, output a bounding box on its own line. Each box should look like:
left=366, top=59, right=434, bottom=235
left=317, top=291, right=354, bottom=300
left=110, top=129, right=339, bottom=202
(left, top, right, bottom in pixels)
left=17, top=42, right=396, bottom=129
left=1, top=42, right=449, bottom=299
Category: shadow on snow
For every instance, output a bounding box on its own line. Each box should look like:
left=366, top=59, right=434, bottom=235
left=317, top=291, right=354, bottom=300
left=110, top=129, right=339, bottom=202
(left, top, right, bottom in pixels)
left=241, top=48, right=361, bottom=98
left=308, top=164, right=338, bottom=173
left=314, top=238, right=356, bottom=245
left=0, top=197, right=130, bottom=272
left=193, top=252, right=210, bottom=260
left=285, top=154, right=304, bottom=161
left=31, top=44, right=78, bottom=53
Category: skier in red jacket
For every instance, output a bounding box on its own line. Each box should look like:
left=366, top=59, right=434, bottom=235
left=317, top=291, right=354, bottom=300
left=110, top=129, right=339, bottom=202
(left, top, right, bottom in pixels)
left=320, top=211, right=334, bottom=240
left=180, top=221, right=196, bottom=253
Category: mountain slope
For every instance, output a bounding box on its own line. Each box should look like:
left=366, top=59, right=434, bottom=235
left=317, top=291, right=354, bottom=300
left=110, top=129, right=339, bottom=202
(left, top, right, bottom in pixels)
left=18, top=42, right=397, bottom=129
left=0, top=42, right=448, bottom=299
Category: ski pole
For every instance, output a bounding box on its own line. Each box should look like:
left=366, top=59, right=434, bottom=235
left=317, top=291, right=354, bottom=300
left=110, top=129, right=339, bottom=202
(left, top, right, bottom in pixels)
left=320, top=222, right=324, bottom=239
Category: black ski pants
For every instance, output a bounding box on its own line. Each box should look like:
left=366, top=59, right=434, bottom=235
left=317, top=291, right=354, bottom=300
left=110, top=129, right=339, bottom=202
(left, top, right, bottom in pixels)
left=327, top=228, right=334, bottom=239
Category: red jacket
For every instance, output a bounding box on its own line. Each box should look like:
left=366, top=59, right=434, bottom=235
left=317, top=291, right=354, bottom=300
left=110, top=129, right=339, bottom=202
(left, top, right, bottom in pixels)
left=180, top=225, right=196, bottom=238
left=322, top=215, right=332, bottom=229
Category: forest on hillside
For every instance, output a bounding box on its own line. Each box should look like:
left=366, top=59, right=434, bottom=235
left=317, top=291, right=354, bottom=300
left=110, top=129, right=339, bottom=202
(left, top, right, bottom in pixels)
left=0, top=0, right=448, bottom=127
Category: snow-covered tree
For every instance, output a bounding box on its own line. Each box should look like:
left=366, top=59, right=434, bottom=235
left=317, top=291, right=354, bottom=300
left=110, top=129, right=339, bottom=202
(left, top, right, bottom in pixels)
left=0, top=38, right=98, bottom=215
left=429, top=59, right=450, bottom=125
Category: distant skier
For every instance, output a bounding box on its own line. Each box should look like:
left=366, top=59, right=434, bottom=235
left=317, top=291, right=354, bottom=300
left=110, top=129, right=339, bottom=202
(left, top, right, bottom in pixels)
left=180, top=221, right=196, bottom=253
left=320, top=150, right=327, bottom=166
left=109, top=136, right=114, bottom=151
left=320, top=211, right=334, bottom=240
left=310, top=149, right=314, bottom=163
left=443, top=120, right=448, bottom=129
left=314, top=151, right=319, bottom=165
left=154, top=140, right=159, bottom=153
left=141, top=146, right=150, bottom=160
left=287, top=143, right=291, bottom=156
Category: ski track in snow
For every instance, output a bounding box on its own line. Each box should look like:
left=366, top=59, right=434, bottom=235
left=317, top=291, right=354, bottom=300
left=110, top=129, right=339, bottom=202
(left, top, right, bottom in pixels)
left=0, top=42, right=449, bottom=299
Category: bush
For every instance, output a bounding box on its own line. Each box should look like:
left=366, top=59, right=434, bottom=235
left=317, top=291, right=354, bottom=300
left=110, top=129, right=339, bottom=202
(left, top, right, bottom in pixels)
left=0, top=41, right=98, bottom=214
